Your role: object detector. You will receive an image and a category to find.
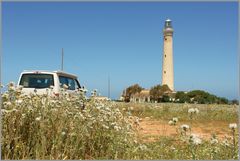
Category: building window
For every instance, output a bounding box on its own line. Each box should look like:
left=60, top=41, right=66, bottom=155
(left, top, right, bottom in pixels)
left=165, top=55, right=166, bottom=58
left=164, top=71, right=166, bottom=74
left=165, top=38, right=167, bottom=41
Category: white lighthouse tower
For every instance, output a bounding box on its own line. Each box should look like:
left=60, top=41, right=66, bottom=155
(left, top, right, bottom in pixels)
left=162, top=19, right=174, bottom=91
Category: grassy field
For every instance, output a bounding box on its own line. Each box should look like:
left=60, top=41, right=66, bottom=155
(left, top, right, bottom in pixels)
left=116, top=102, right=239, bottom=159
left=1, top=85, right=239, bottom=159
left=117, top=102, right=238, bottom=121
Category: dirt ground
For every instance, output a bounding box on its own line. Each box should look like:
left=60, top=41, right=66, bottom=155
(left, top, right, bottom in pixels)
left=138, top=118, right=232, bottom=142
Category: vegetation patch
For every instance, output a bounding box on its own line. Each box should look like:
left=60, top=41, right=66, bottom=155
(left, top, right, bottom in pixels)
left=1, top=82, right=239, bottom=160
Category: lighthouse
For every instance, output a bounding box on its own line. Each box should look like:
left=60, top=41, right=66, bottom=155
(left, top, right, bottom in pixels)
left=162, top=19, right=174, bottom=91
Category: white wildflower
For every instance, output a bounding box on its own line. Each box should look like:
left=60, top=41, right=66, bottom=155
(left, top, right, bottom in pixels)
left=114, top=126, right=121, bottom=131
left=91, top=91, right=96, bottom=96
left=15, top=99, right=23, bottom=105
left=193, top=137, right=202, bottom=145
left=102, top=124, right=109, bottom=129
left=6, top=102, right=12, bottom=106
left=168, top=120, right=174, bottom=125
left=22, top=113, right=26, bottom=118
left=17, top=85, right=23, bottom=90
left=188, top=108, right=195, bottom=113
left=129, top=106, right=134, bottom=110
left=169, top=117, right=178, bottom=126
left=194, top=108, right=199, bottom=114
left=170, top=146, right=176, bottom=151
left=188, top=108, right=199, bottom=114
left=35, top=116, right=41, bottom=121
left=222, top=139, right=230, bottom=147
left=2, top=93, right=9, bottom=99
left=8, top=82, right=15, bottom=89
left=189, top=134, right=202, bottom=145
left=61, top=131, right=66, bottom=136
left=139, top=144, right=147, bottom=150
left=210, top=138, right=219, bottom=145
left=1, top=109, right=8, bottom=114
left=181, top=124, right=190, bottom=131
left=83, top=88, right=88, bottom=93
left=172, top=117, right=178, bottom=122
left=229, top=123, right=237, bottom=129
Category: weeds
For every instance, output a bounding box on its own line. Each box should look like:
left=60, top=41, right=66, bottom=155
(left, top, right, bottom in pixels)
left=1, top=83, right=239, bottom=159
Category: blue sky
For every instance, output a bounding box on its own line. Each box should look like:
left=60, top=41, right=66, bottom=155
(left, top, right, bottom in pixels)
left=2, top=2, right=238, bottom=100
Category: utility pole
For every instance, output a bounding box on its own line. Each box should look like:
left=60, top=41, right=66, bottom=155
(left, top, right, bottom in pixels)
left=61, top=48, right=64, bottom=71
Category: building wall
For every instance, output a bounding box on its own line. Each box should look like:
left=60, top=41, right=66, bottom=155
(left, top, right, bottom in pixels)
left=131, top=96, right=150, bottom=103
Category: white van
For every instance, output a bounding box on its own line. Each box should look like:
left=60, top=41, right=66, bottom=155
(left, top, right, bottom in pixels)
left=17, top=70, right=81, bottom=96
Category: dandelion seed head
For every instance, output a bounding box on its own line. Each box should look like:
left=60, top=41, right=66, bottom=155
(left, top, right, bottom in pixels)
left=172, top=117, right=178, bottom=122
left=181, top=124, right=190, bottom=131
left=168, top=120, right=174, bottom=125
left=8, top=82, right=15, bottom=87
left=229, top=123, right=237, bottom=129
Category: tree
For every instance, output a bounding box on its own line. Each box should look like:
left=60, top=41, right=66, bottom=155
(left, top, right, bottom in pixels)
left=162, top=95, right=170, bottom=102
left=123, top=84, right=143, bottom=102
left=231, top=99, right=239, bottom=105
left=175, top=91, right=190, bottom=103
left=150, top=84, right=171, bottom=102
left=217, top=97, right=229, bottom=104
left=185, top=90, right=229, bottom=104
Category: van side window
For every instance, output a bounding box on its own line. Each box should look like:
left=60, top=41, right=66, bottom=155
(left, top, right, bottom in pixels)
left=59, top=76, right=79, bottom=90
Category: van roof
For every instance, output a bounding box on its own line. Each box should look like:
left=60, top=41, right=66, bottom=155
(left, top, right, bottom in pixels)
left=22, top=70, right=78, bottom=78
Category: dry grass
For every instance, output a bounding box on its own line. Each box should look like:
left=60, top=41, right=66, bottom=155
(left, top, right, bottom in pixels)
left=1, top=83, right=239, bottom=160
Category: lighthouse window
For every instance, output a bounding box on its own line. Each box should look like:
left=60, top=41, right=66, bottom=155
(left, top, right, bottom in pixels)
left=164, top=71, right=166, bottom=74
left=165, top=55, right=166, bottom=58
left=165, top=38, right=167, bottom=41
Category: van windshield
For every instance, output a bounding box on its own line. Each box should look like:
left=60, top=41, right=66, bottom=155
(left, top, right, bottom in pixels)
left=19, top=74, right=54, bottom=88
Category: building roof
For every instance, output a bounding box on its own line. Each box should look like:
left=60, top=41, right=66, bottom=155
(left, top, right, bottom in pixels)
left=132, top=89, right=150, bottom=97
